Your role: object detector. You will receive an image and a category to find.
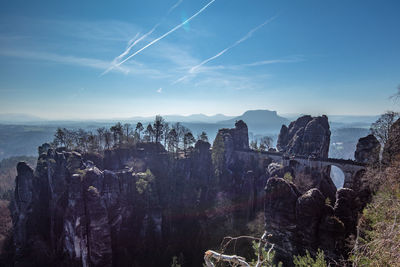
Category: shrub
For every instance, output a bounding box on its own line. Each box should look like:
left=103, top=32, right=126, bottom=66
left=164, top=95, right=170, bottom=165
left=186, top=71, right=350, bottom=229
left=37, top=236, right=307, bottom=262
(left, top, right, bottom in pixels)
left=350, top=160, right=400, bottom=266
left=293, top=249, right=327, bottom=267
left=135, top=169, right=155, bottom=195
left=283, top=172, right=293, bottom=183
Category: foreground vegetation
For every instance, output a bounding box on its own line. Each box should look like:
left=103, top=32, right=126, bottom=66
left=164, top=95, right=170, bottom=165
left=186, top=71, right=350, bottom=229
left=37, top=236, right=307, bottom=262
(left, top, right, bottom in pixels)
left=350, top=161, right=400, bottom=266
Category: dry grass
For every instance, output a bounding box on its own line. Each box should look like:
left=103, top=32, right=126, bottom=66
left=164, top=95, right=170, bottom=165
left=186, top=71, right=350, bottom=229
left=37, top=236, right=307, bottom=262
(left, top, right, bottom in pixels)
left=351, top=161, right=400, bottom=266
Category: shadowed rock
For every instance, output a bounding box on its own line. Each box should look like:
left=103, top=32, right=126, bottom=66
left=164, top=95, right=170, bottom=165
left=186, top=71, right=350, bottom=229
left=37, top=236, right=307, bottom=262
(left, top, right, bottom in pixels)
left=382, top=118, right=400, bottom=164
left=354, top=134, right=380, bottom=164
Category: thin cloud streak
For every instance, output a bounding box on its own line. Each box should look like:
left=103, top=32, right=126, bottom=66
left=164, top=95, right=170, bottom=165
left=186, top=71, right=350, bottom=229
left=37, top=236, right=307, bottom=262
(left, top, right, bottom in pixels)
left=168, top=0, right=184, bottom=14
left=173, top=16, right=277, bottom=84
left=101, top=0, right=187, bottom=76
left=102, top=25, right=159, bottom=75
left=200, top=56, right=305, bottom=71
left=108, top=0, right=216, bottom=71
left=189, top=16, right=277, bottom=74
left=0, top=49, right=169, bottom=78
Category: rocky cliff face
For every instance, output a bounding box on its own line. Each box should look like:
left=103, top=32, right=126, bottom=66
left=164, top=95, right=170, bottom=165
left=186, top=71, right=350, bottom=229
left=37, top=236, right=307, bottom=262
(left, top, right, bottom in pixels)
left=277, top=115, right=330, bottom=158
left=10, top=117, right=369, bottom=266
left=382, top=118, right=400, bottom=164
left=276, top=115, right=336, bottom=201
left=264, top=178, right=357, bottom=266
left=11, top=122, right=264, bottom=266
left=354, top=134, right=380, bottom=164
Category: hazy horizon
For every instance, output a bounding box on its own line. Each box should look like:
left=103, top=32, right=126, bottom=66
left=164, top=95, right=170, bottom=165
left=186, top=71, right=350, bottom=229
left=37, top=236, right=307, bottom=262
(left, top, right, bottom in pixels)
left=0, top=109, right=381, bottom=123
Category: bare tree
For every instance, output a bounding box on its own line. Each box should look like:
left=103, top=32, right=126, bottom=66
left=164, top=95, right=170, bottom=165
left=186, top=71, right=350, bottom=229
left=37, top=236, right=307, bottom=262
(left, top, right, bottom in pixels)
left=163, top=122, right=170, bottom=148
left=153, top=115, right=165, bottom=143
left=199, top=131, right=208, bottom=142
left=250, top=140, right=258, bottom=151
left=96, top=127, right=106, bottom=149
left=87, top=132, right=98, bottom=152
left=370, top=111, right=399, bottom=145
left=183, top=131, right=196, bottom=155
left=123, top=123, right=132, bottom=142
left=135, top=122, right=144, bottom=141
left=167, top=129, right=179, bottom=153
left=259, top=136, right=273, bottom=152
left=110, top=122, right=123, bottom=145
left=145, top=123, right=154, bottom=142
left=204, top=232, right=276, bottom=267
left=104, top=129, right=112, bottom=149
left=53, top=128, right=66, bottom=147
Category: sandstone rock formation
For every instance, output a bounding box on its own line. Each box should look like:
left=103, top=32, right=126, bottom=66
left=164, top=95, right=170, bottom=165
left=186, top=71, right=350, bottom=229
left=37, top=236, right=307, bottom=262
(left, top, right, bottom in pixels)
left=12, top=131, right=264, bottom=266
left=382, top=118, right=400, bottom=164
left=264, top=178, right=356, bottom=266
left=264, top=177, right=300, bottom=265
left=277, top=115, right=330, bottom=158
left=354, top=134, right=380, bottom=164
left=10, top=117, right=366, bottom=266
left=275, top=115, right=336, bottom=201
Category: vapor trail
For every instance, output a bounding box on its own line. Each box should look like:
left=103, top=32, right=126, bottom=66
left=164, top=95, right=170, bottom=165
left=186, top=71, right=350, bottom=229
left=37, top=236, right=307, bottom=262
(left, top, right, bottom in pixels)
left=189, top=16, right=277, bottom=74
left=101, top=0, right=186, bottom=76
left=102, top=26, right=158, bottom=75
left=168, top=0, right=184, bottom=14
left=112, top=0, right=216, bottom=69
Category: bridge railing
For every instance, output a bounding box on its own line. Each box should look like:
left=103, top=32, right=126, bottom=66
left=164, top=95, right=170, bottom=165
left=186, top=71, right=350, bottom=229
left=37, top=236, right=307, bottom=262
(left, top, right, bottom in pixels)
left=235, top=149, right=366, bottom=167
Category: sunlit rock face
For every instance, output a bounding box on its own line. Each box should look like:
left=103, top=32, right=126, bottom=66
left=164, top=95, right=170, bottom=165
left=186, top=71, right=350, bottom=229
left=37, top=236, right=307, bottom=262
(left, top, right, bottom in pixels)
left=275, top=115, right=336, bottom=201
left=277, top=115, right=330, bottom=158
left=354, top=134, right=380, bottom=164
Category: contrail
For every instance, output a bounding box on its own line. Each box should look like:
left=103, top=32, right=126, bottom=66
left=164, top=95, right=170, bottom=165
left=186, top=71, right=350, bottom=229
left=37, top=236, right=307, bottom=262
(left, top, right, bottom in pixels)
left=168, top=0, right=184, bottom=14
left=102, top=26, right=158, bottom=75
left=112, top=0, right=216, bottom=69
left=101, top=0, right=186, bottom=76
left=189, top=16, right=277, bottom=74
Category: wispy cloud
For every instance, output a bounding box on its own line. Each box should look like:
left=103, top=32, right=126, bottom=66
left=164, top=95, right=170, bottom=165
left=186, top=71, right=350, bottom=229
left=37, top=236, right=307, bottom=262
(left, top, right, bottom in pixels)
left=0, top=49, right=168, bottom=78
left=104, top=0, right=216, bottom=73
left=102, top=25, right=159, bottom=75
left=157, top=87, right=163, bottom=93
left=174, top=16, right=277, bottom=84
left=190, top=16, right=277, bottom=74
left=100, top=0, right=188, bottom=76
left=194, top=55, right=305, bottom=72
left=240, top=56, right=304, bottom=67
left=168, top=0, right=184, bottom=14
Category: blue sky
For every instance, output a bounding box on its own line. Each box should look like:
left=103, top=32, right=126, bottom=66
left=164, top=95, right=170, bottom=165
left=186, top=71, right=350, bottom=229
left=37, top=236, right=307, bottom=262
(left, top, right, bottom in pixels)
left=0, top=0, right=399, bottom=119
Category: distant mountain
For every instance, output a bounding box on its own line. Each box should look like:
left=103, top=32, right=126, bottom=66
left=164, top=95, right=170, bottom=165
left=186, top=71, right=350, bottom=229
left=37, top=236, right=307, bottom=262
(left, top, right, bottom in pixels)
left=0, top=113, right=45, bottom=124
left=127, top=113, right=235, bottom=123
left=219, top=110, right=289, bottom=133
left=328, top=115, right=379, bottom=124
left=163, top=114, right=234, bottom=123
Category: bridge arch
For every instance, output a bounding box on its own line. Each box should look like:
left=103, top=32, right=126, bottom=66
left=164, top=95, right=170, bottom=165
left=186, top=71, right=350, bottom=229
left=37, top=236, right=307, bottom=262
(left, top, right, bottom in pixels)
left=329, top=165, right=345, bottom=189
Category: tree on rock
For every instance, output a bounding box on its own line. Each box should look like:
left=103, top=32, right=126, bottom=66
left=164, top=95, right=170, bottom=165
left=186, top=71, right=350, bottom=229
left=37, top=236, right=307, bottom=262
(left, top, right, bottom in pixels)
left=183, top=131, right=196, bottom=155
left=53, top=128, right=67, bottom=147
left=135, top=122, right=144, bottom=141
left=153, top=115, right=165, bottom=143
left=370, top=111, right=399, bottom=145
left=259, top=136, right=273, bottom=151
left=144, top=124, right=154, bottom=142
left=110, top=122, right=123, bottom=146
left=199, top=131, right=209, bottom=142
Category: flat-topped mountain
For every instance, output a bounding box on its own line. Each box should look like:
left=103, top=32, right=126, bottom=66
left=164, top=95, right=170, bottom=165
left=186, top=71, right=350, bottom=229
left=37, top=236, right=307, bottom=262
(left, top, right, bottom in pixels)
left=219, top=110, right=289, bottom=132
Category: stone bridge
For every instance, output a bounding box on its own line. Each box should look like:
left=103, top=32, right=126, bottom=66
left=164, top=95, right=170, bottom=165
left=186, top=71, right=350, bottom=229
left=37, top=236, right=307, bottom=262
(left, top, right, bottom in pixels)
left=236, top=150, right=367, bottom=189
